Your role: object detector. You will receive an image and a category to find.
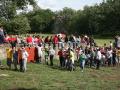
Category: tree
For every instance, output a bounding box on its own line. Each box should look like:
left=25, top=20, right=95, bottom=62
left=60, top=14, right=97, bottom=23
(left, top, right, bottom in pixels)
left=0, top=0, right=36, bottom=20
left=6, top=15, right=31, bottom=34
left=27, top=9, right=55, bottom=33
left=54, top=7, right=76, bottom=34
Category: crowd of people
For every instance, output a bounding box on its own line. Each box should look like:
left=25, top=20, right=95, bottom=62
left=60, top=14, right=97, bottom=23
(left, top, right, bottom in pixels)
left=0, top=26, right=120, bottom=73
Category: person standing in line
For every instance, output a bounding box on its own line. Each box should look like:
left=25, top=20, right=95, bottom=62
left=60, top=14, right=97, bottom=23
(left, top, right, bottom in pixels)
left=21, top=47, right=29, bottom=72
left=79, top=51, right=86, bottom=72
left=96, top=48, right=102, bottom=69
left=44, top=46, right=49, bottom=65
left=26, top=35, right=33, bottom=45
left=112, top=48, right=116, bottom=67
left=6, top=46, right=13, bottom=70
left=116, top=47, right=120, bottom=66
left=49, top=46, right=55, bottom=66
left=68, top=48, right=75, bottom=71
left=106, top=48, right=113, bottom=66
left=58, top=48, right=64, bottom=67
left=90, top=48, right=96, bottom=68
left=37, top=44, right=43, bottom=63
left=75, top=46, right=81, bottom=61
left=49, top=36, right=53, bottom=47
left=13, top=47, right=18, bottom=70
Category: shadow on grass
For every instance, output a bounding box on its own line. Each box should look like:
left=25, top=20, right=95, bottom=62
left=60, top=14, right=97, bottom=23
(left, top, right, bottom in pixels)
left=47, top=64, right=68, bottom=71
left=8, top=88, right=38, bottom=90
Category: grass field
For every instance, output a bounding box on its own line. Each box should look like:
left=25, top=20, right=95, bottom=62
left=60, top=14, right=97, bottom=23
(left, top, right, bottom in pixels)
left=95, top=39, right=114, bottom=46
left=0, top=61, right=120, bottom=90
left=0, top=39, right=119, bottom=90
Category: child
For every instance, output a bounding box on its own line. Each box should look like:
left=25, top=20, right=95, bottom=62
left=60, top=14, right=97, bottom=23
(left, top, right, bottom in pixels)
left=49, top=46, right=55, bottom=66
left=21, top=47, right=29, bottom=72
left=58, top=48, right=64, bottom=67
left=116, top=47, right=120, bottom=66
left=44, top=46, right=49, bottom=65
left=75, top=46, right=81, bottom=60
left=112, top=49, right=116, bottom=67
left=68, top=48, right=75, bottom=71
left=79, top=51, right=86, bottom=72
left=6, top=47, right=13, bottom=69
left=96, top=48, right=102, bottom=69
left=37, top=44, right=43, bottom=63
left=13, top=47, right=18, bottom=70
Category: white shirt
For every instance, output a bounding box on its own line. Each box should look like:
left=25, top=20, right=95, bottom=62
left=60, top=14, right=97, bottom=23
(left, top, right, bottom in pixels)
left=37, top=46, right=43, bottom=57
left=17, top=37, right=21, bottom=44
left=22, top=50, right=29, bottom=60
left=96, top=51, right=102, bottom=60
left=107, top=50, right=112, bottom=58
left=49, top=49, right=55, bottom=55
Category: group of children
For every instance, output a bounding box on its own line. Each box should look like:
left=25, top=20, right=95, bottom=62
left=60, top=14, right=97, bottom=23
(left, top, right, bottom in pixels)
left=5, top=46, right=29, bottom=72
left=0, top=34, right=120, bottom=73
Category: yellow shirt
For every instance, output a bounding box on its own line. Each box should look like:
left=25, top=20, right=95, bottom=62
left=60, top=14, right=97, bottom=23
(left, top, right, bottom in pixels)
left=116, top=50, right=120, bottom=57
left=6, top=48, right=13, bottom=59
left=70, top=51, right=75, bottom=64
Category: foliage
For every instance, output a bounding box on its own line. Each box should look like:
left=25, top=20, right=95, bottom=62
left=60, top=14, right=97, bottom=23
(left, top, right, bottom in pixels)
left=5, top=15, right=31, bottom=34
left=0, top=0, right=120, bottom=35
left=26, top=9, right=55, bottom=33
left=0, top=0, right=36, bottom=20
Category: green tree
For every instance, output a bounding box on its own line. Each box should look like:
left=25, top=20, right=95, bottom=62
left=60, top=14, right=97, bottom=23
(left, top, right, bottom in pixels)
left=27, top=9, right=55, bottom=33
left=55, top=7, right=76, bottom=34
left=6, top=15, right=31, bottom=34
left=0, top=0, right=36, bottom=20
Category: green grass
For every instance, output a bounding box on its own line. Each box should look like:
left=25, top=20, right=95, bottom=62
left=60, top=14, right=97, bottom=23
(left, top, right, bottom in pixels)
left=95, top=39, right=114, bottom=46
left=0, top=60, right=120, bottom=90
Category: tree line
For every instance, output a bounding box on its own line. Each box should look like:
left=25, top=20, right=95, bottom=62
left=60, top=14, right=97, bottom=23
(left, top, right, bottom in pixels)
left=0, top=0, right=120, bottom=36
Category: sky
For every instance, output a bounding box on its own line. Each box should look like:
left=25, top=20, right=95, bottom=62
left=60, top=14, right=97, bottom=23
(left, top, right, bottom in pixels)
left=36, top=0, right=103, bottom=11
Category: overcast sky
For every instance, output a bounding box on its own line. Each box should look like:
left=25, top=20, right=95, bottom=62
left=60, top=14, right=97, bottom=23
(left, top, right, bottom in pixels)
left=36, top=0, right=103, bottom=11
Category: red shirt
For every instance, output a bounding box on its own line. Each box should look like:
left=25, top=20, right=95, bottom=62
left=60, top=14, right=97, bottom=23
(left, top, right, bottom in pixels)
left=44, top=37, right=49, bottom=43
left=53, top=36, right=58, bottom=44
left=8, top=37, right=17, bottom=42
left=34, top=38, right=39, bottom=44
left=58, top=50, right=63, bottom=57
left=26, top=37, right=33, bottom=43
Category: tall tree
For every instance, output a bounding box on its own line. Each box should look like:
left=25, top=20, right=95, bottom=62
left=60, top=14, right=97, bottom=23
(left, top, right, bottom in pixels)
left=0, top=0, right=36, bottom=20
